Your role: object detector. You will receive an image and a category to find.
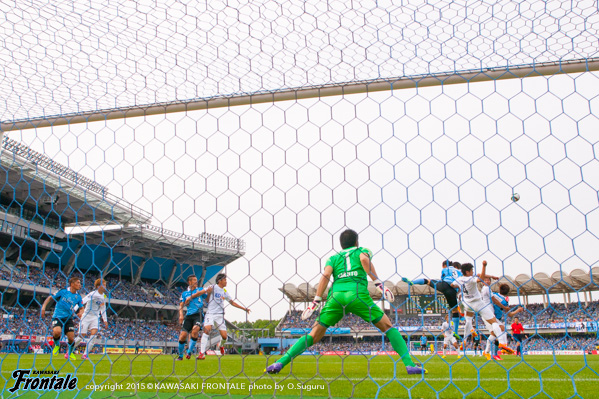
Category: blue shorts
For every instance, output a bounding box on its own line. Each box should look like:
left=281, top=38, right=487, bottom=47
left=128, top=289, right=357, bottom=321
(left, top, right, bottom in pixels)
left=513, top=333, right=524, bottom=343
left=52, top=317, right=75, bottom=333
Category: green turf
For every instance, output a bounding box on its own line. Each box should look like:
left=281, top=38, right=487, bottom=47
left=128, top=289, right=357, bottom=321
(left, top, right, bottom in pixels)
left=1, top=353, right=598, bottom=398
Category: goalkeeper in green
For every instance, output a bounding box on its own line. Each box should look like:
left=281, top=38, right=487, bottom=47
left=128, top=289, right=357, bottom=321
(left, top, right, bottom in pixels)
left=266, top=229, right=426, bottom=375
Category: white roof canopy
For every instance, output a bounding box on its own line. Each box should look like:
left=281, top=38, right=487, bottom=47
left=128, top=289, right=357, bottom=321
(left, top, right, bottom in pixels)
left=280, top=267, right=599, bottom=302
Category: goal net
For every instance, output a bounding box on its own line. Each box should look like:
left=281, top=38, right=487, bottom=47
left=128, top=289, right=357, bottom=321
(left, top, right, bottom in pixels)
left=1, top=1, right=598, bottom=398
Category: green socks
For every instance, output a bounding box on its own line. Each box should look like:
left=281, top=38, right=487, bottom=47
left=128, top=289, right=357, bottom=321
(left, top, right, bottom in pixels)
left=275, top=329, right=412, bottom=369
left=385, top=327, right=415, bottom=367
left=278, top=334, right=314, bottom=367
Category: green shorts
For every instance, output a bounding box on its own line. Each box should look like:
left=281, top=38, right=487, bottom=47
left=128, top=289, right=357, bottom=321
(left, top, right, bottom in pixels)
left=317, top=290, right=385, bottom=328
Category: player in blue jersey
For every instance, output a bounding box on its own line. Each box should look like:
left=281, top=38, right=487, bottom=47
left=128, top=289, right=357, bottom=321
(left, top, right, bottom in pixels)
left=480, top=271, right=522, bottom=360
left=41, top=277, right=84, bottom=361
left=419, top=334, right=428, bottom=355
left=403, top=260, right=463, bottom=335
left=177, top=275, right=212, bottom=360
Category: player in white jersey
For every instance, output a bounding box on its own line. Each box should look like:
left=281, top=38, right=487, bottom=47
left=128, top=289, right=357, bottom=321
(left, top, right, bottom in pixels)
left=479, top=261, right=519, bottom=359
left=451, top=263, right=505, bottom=356
left=197, top=273, right=250, bottom=359
left=73, top=278, right=108, bottom=360
left=441, top=315, right=461, bottom=358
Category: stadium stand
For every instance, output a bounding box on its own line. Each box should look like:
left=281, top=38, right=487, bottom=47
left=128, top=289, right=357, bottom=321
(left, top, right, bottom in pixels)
left=279, top=304, right=599, bottom=333
left=267, top=334, right=599, bottom=356
left=281, top=274, right=599, bottom=307
left=0, top=138, right=245, bottom=353
left=276, top=282, right=599, bottom=356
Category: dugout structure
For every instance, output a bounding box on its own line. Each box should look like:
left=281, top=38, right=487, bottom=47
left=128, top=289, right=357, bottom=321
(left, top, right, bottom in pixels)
left=1, top=1, right=599, bottom=398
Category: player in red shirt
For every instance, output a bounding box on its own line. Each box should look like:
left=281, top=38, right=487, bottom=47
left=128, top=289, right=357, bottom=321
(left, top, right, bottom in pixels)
left=511, top=317, right=527, bottom=355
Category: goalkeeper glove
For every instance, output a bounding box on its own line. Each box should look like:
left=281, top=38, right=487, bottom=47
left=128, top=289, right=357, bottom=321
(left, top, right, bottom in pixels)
left=375, top=279, right=394, bottom=302
left=301, top=296, right=322, bottom=320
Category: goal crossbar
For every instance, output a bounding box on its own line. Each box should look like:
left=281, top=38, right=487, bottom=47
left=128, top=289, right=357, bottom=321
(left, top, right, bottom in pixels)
left=2, top=58, right=598, bottom=132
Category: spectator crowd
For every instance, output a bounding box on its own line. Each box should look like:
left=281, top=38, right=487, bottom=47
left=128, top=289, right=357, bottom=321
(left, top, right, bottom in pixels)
left=1, top=306, right=179, bottom=343
left=280, top=301, right=599, bottom=332
left=288, top=335, right=599, bottom=354
left=0, top=265, right=184, bottom=306
left=2, top=266, right=598, bottom=354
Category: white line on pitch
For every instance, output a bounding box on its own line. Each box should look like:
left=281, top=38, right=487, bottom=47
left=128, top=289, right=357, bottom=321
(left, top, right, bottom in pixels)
left=67, top=373, right=598, bottom=383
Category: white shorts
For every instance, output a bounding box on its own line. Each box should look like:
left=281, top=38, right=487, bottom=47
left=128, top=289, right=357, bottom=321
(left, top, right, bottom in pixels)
left=484, top=318, right=505, bottom=334
left=78, top=317, right=99, bottom=334
left=462, top=298, right=495, bottom=321
left=444, top=336, right=457, bottom=346
left=204, top=313, right=226, bottom=331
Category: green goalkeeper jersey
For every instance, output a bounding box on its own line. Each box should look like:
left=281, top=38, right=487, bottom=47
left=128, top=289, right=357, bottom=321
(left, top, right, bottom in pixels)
left=325, top=246, right=372, bottom=294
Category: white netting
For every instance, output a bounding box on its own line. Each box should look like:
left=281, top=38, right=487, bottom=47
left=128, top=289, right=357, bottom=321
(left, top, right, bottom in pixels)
left=1, top=0, right=598, bottom=119
left=1, top=1, right=599, bottom=398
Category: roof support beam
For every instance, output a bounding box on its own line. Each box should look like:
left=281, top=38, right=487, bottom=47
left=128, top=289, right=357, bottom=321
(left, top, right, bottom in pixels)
left=133, top=259, right=147, bottom=285
left=167, top=261, right=178, bottom=288
left=584, top=291, right=589, bottom=307
left=39, top=249, right=51, bottom=266
left=62, top=241, right=83, bottom=275
left=101, top=255, right=113, bottom=278
left=103, top=253, right=129, bottom=278
left=199, top=264, right=207, bottom=287
left=4, top=246, right=19, bottom=261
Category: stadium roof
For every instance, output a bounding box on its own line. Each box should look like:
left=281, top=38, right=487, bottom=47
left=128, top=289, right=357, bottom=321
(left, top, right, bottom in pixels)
left=1, top=137, right=151, bottom=226
left=67, top=225, right=245, bottom=265
left=280, top=267, right=599, bottom=302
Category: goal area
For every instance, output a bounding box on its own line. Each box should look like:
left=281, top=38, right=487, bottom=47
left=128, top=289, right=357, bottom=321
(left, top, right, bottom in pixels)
left=1, top=1, right=598, bottom=398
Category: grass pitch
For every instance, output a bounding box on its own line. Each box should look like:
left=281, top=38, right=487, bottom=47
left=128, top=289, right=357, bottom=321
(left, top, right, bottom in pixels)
left=1, top=353, right=598, bottom=398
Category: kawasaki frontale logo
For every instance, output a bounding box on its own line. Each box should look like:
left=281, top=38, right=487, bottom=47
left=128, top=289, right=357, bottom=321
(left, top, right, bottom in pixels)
left=9, top=369, right=77, bottom=393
